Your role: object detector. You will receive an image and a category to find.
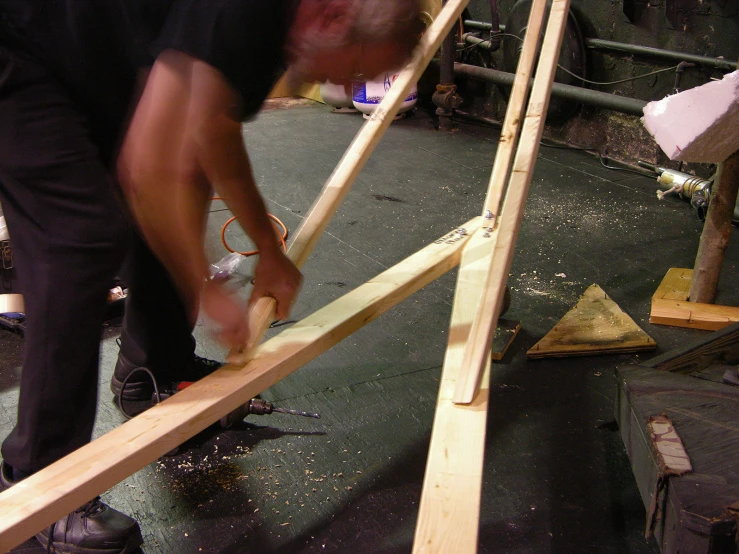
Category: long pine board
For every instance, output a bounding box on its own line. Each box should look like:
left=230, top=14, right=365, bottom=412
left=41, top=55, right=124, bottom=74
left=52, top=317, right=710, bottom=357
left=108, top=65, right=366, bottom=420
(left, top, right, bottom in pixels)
left=413, top=228, right=493, bottom=553
left=0, top=219, right=481, bottom=552
left=650, top=268, right=739, bottom=330
left=453, top=0, right=572, bottom=404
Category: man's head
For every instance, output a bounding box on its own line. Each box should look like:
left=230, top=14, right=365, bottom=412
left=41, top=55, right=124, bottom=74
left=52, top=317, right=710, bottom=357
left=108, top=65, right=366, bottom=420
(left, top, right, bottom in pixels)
left=287, top=0, right=423, bottom=87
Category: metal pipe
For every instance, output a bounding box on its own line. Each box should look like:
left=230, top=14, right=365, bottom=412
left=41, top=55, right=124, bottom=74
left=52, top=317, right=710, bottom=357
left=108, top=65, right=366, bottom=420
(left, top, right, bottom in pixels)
left=451, top=62, right=647, bottom=115
left=586, top=38, right=737, bottom=72
left=463, top=33, right=494, bottom=51
left=463, top=19, right=738, bottom=71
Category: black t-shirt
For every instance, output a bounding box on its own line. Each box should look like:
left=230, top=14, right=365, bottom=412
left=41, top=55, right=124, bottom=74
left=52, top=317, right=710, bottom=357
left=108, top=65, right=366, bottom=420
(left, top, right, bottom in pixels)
left=0, top=0, right=296, bottom=132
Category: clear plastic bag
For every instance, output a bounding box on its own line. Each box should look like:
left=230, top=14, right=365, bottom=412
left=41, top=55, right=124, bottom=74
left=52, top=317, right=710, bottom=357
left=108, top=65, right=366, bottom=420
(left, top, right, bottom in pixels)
left=209, top=252, right=247, bottom=281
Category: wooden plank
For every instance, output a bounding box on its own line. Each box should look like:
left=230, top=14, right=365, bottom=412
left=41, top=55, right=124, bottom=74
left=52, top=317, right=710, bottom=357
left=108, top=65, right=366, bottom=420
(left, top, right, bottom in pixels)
left=490, top=318, right=520, bottom=361
left=642, top=321, right=739, bottom=373
left=650, top=267, right=739, bottom=330
left=653, top=267, right=692, bottom=301
left=527, top=284, right=656, bottom=359
left=0, top=218, right=481, bottom=552
left=227, top=0, right=472, bottom=364
left=481, top=0, right=548, bottom=221
left=413, top=227, right=493, bottom=554
left=453, top=0, right=572, bottom=404
left=650, top=298, right=739, bottom=330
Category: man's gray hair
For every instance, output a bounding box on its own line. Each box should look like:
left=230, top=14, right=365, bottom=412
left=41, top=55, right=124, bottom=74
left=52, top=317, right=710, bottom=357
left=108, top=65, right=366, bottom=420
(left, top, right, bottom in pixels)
left=295, top=0, right=422, bottom=61
left=346, top=0, right=422, bottom=46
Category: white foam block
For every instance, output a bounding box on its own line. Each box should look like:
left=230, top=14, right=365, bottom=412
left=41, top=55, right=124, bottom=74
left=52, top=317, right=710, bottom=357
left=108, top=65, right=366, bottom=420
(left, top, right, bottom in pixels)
left=642, top=70, right=739, bottom=163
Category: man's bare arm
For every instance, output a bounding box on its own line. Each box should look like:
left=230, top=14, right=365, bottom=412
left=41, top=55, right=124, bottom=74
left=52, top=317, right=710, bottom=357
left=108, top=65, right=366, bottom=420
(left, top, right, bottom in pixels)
left=118, top=50, right=301, bottom=346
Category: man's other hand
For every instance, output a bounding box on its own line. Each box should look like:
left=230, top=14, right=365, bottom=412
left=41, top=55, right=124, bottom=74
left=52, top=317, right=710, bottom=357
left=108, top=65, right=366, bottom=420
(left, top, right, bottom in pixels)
left=250, top=249, right=303, bottom=321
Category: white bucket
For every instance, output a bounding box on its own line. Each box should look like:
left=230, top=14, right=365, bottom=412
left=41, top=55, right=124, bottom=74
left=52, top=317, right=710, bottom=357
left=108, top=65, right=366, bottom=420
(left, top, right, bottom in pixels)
left=320, top=82, right=357, bottom=112
left=352, top=72, right=418, bottom=119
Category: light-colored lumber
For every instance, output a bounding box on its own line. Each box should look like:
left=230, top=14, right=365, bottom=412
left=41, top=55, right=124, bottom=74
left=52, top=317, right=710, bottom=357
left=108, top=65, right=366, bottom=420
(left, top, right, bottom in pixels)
left=650, top=268, right=739, bottom=330
left=412, top=227, right=493, bottom=553
left=0, top=218, right=481, bottom=552
left=453, top=0, right=572, bottom=405
left=651, top=299, right=739, bottom=330
left=526, top=284, right=656, bottom=359
left=0, top=293, right=23, bottom=314
left=481, top=0, right=548, bottom=220
left=653, top=267, right=692, bottom=301
left=490, top=318, right=520, bottom=361
left=228, top=0, right=472, bottom=364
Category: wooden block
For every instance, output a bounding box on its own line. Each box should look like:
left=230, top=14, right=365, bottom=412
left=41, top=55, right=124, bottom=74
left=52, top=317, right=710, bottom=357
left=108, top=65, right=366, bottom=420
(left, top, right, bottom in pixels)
left=527, top=284, right=657, bottom=359
left=491, top=318, right=520, bottom=361
left=650, top=268, right=739, bottom=331
left=0, top=294, right=23, bottom=314
left=653, top=267, right=692, bottom=301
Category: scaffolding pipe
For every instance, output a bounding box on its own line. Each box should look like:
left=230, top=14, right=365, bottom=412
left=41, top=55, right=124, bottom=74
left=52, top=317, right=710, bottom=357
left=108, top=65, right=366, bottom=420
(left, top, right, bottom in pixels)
left=463, top=19, right=738, bottom=71
left=450, top=62, right=647, bottom=115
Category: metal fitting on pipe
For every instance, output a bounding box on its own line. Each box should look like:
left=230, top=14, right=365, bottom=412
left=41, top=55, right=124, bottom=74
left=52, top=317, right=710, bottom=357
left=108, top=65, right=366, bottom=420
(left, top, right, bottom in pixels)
left=432, top=83, right=464, bottom=111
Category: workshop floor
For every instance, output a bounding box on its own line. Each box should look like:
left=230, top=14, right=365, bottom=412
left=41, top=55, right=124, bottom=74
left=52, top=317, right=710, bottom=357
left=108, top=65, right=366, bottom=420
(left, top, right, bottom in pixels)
left=3, top=100, right=739, bottom=554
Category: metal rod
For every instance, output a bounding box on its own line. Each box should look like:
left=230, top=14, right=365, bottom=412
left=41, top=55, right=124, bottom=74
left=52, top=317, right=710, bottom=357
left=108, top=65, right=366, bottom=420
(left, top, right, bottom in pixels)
left=450, top=62, right=647, bottom=115
left=463, top=19, right=738, bottom=71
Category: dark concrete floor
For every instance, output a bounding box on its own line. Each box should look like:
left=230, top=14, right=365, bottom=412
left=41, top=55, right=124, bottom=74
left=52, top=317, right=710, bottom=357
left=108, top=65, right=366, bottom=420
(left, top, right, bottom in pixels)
left=2, top=100, right=738, bottom=553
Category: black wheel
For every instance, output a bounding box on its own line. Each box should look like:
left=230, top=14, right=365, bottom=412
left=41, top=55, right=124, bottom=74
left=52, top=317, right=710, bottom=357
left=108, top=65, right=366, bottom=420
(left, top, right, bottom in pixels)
left=502, top=0, right=587, bottom=124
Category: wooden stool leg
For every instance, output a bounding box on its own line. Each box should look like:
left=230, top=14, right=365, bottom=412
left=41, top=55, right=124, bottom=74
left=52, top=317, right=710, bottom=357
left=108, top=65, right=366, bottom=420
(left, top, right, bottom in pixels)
left=689, top=149, right=739, bottom=303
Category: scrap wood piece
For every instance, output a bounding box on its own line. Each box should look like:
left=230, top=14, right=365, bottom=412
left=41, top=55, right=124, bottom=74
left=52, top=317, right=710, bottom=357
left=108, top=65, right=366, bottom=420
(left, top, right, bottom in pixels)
left=650, top=268, right=739, bottom=331
left=453, top=0, right=572, bottom=404
left=227, top=0, right=473, bottom=365
left=527, top=284, right=656, bottom=359
left=645, top=413, right=692, bottom=539
left=413, top=226, right=493, bottom=554
left=0, top=293, right=23, bottom=314
left=0, top=218, right=480, bottom=552
left=491, top=318, right=520, bottom=361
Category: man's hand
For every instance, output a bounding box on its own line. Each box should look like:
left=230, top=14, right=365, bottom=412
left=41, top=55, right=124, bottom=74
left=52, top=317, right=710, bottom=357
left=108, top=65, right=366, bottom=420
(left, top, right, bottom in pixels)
left=250, top=248, right=303, bottom=320
left=201, top=279, right=250, bottom=348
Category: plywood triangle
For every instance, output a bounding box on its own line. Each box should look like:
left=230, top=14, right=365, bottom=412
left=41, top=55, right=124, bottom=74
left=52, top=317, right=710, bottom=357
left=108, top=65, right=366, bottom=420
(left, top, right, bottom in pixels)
left=527, top=284, right=657, bottom=359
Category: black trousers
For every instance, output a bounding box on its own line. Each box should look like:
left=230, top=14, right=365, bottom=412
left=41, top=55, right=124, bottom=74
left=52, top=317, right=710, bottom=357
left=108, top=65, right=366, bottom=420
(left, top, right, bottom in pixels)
left=0, top=45, right=195, bottom=474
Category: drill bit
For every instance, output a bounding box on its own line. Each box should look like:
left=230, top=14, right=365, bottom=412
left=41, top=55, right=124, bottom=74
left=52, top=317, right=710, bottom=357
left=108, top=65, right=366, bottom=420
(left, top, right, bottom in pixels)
left=271, top=406, right=321, bottom=419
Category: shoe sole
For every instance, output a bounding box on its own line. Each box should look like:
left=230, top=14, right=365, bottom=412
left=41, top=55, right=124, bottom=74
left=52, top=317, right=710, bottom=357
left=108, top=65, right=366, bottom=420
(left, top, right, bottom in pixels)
left=36, top=530, right=143, bottom=554
left=110, top=374, right=153, bottom=402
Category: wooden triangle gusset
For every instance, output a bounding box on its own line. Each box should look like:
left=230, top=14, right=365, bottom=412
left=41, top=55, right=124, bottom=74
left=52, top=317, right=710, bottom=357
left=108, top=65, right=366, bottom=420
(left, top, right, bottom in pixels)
left=527, top=284, right=657, bottom=359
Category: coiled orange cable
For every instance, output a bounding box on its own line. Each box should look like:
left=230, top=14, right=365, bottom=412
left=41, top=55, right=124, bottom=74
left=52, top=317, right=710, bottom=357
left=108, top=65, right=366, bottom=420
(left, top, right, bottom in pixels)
left=212, top=196, right=289, bottom=256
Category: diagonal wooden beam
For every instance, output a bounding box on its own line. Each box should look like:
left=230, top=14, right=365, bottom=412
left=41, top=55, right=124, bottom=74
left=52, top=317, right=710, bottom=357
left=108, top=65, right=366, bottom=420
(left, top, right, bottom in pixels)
left=481, top=0, right=548, bottom=222
left=0, top=218, right=480, bottom=552
left=228, top=0, right=472, bottom=364
left=414, top=1, right=572, bottom=550
left=413, top=227, right=494, bottom=553
left=453, top=0, right=572, bottom=404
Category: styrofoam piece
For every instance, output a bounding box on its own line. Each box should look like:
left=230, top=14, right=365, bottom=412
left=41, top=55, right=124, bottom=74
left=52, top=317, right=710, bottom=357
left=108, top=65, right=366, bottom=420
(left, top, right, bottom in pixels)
left=642, top=70, right=739, bottom=163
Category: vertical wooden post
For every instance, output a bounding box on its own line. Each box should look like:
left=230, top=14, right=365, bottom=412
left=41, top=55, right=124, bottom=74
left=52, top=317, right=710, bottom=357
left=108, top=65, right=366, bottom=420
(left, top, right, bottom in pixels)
left=688, top=150, right=739, bottom=303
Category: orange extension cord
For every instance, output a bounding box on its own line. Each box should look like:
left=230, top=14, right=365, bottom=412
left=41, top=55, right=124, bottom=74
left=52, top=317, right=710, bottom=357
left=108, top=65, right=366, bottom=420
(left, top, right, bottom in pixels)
left=212, top=196, right=289, bottom=256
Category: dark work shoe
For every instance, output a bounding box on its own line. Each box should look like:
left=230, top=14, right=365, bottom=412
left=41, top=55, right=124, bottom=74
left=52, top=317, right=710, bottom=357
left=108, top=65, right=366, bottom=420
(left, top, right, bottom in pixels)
left=0, top=462, right=143, bottom=553
left=111, top=352, right=224, bottom=403
left=110, top=354, right=154, bottom=402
